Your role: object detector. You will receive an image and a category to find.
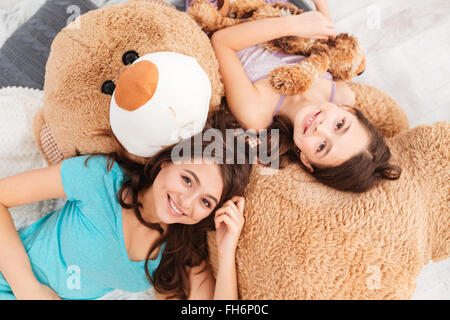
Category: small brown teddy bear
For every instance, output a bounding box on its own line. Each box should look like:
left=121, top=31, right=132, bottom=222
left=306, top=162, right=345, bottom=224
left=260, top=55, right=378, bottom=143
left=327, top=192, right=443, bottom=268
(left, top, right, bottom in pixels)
left=188, top=0, right=366, bottom=95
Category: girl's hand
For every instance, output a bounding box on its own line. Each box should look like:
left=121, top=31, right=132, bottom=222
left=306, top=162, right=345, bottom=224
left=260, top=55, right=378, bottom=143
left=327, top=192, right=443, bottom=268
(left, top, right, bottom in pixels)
left=311, top=0, right=327, bottom=6
left=311, top=0, right=332, bottom=21
left=214, top=196, right=245, bottom=260
left=289, top=11, right=335, bottom=40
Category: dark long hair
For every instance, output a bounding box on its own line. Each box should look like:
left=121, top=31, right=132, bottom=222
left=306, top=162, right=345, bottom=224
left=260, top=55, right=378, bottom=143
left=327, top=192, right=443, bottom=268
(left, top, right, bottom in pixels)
left=88, top=106, right=252, bottom=299
left=266, top=107, right=401, bottom=193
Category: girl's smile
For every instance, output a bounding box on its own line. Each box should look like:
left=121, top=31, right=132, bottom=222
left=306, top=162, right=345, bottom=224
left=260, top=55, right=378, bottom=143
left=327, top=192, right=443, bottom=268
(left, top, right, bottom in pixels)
left=167, top=194, right=186, bottom=217
left=303, top=111, right=322, bottom=134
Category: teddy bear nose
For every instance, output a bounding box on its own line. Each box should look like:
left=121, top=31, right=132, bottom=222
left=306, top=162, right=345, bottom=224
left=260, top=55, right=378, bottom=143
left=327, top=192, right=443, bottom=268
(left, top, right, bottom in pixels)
left=114, top=60, right=159, bottom=111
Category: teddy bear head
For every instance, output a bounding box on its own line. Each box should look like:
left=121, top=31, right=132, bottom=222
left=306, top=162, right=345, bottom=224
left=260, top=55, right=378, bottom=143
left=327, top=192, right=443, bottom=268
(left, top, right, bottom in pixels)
left=33, top=0, right=224, bottom=164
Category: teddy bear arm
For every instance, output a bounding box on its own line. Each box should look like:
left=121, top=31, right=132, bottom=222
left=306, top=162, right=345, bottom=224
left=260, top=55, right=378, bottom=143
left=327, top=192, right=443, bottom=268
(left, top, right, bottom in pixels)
left=389, top=122, right=450, bottom=262
left=229, top=0, right=268, bottom=18
left=32, top=108, right=66, bottom=165
left=189, top=0, right=243, bottom=32
left=263, top=36, right=315, bottom=56
left=270, top=2, right=303, bottom=15
left=269, top=53, right=329, bottom=95
left=327, top=34, right=366, bottom=81
left=32, top=108, right=48, bottom=163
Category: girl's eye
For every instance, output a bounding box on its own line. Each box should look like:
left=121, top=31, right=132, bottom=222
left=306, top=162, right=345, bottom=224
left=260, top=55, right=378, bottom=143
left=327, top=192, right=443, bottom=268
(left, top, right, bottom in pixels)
left=317, top=142, right=326, bottom=152
left=202, top=198, right=211, bottom=208
left=182, top=176, right=192, bottom=186
left=336, top=119, right=345, bottom=130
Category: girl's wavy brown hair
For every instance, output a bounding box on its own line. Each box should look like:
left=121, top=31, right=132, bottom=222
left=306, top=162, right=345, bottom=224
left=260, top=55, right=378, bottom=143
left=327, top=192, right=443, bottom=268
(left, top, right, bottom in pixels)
left=266, top=107, right=401, bottom=193
left=88, top=106, right=252, bottom=299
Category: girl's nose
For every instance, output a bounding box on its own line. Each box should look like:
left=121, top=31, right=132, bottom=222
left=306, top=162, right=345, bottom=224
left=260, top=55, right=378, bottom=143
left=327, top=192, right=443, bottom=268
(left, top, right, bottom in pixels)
left=314, top=118, right=326, bottom=133
left=314, top=119, right=332, bottom=139
left=179, top=192, right=196, bottom=214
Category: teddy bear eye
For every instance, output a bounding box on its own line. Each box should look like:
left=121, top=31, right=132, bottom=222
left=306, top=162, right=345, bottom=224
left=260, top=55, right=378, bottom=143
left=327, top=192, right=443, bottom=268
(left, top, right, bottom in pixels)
left=122, top=51, right=139, bottom=65
left=101, top=80, right=116, bottom=95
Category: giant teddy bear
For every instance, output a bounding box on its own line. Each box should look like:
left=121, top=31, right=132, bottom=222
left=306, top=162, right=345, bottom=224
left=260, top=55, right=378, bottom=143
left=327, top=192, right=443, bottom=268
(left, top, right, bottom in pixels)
left=33, top=0, right=449, bottom=299
left=33, top=0, right=224, bottom=163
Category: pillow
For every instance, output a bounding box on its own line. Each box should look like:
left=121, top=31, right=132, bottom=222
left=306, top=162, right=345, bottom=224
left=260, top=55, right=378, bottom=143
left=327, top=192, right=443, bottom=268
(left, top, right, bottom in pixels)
left=0, top=0, right=98, bottom=90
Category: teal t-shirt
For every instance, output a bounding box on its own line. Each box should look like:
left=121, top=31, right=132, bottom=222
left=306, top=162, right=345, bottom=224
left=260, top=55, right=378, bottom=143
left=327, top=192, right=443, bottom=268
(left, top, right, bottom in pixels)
left=0, top=155, right=165, bottom=300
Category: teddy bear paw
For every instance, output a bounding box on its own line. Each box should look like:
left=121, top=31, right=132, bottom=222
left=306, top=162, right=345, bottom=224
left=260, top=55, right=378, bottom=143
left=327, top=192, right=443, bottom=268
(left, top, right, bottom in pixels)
left=188, top=0, right=224, bottom=32
left=269, top=66, right=311, bottom=95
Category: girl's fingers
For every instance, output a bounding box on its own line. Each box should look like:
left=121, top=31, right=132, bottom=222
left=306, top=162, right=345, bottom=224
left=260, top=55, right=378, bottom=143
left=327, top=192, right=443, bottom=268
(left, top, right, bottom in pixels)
left=215, top=212, right=240, bottom=233
left=230, top=195, right=242, bottom=202
left=235, top=198, right=245, bottom=214
left=214, top=197, right=246, bottom=231
left=215, top=205, right=243, bottom=224
left=220, top=199, right=241, bottom=216
left=231, top=196, right=245, bottom=214
left=312, top=35, right=330, bottom=40
left=215, top=204, right=244, bottom=227
left=326, top=26, right=336, bottom=34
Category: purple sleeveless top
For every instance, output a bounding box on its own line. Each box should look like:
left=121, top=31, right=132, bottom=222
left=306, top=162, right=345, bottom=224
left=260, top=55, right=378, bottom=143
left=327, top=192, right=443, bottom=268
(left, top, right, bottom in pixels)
left=237, top=45, right=336, bottom=125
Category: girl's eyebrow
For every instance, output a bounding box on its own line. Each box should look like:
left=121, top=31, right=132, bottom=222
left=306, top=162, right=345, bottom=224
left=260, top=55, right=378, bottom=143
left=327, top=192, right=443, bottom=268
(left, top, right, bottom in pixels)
left=342, top=122, right=351, bottom=135
left=184, top=169, right=219, bottom=205
left=323, top=122, right=352, bottom=159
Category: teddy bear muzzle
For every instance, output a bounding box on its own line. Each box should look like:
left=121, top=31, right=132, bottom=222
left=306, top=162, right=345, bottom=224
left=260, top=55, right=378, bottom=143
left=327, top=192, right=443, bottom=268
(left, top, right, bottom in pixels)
left=109, top=51, right=212, bottom=158
left=114, top=60, right=159, bottom=111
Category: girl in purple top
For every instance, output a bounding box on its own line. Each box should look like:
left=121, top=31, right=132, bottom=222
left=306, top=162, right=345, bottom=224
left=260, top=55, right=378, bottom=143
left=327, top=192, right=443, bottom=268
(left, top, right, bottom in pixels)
left=188, top=0, right=401, bottom=192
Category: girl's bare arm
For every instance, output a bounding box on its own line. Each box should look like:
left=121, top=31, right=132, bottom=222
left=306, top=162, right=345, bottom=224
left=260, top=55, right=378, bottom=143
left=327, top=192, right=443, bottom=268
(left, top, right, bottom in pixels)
left=312, top=0, right=332, bottom=20
left=211, top=13, right=335, bottom=130
left=0, top=164, right=66, bottom=299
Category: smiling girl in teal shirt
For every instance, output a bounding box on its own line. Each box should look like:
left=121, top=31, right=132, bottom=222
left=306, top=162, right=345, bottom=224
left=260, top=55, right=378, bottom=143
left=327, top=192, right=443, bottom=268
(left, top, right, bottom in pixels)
left=0, top=126, right=252, bottom=300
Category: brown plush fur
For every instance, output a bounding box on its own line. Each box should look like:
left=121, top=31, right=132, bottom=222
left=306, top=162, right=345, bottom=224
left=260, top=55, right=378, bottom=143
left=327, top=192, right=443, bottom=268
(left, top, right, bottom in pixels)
left=188, top=0, right=366, bottom=95
left=206, top=83, right=449, bottom=299
left=33, top=0, right=224, bottom=165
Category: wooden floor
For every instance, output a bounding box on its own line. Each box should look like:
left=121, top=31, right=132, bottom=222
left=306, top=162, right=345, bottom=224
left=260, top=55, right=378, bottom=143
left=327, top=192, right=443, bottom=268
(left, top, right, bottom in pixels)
left=325, top=0, right=450, bottom=127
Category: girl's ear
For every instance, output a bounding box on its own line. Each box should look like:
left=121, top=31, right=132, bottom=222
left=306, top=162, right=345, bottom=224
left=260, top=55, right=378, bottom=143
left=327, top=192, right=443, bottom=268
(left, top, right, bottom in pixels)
left=160, top=161, right=169, bottom=169
left=300, top=152, right=314, bottom=173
